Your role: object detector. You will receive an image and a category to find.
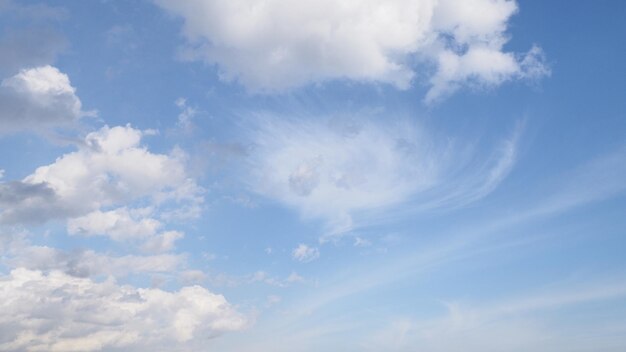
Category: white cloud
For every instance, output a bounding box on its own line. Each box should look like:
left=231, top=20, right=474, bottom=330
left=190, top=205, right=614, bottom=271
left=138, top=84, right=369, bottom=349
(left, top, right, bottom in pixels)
left=292, top=244, right=320, bottom=263
left=0, top=65, right=89, bottom=134
left=245, top=116, right=518, bottom=237
left=247, top=117, right=441, bottom=231
left=0, top=228, right=185, bottom=279
left=155, top=0, right=547, bottom=100
left=425, top=44, right=548, bottom=103
left=67, top=207, right=160, bottom=241
left=0, top=124, right=203, bottom=225
left=67, top=207, right=185, bottom=253
left=0, top=268, right=247, bottom=351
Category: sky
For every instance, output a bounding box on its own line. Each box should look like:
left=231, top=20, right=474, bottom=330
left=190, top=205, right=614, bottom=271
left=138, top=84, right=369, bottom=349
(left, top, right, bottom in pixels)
left=0, top=0, right=625, bottom=351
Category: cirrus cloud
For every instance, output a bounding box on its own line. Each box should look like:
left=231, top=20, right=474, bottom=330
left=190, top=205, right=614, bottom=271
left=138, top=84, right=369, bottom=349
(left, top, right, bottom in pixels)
left=244, top=115, right=519, bottom=237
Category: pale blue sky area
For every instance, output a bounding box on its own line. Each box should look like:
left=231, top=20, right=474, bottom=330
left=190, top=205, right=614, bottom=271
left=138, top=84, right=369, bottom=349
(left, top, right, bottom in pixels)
left=0, top=1, right=625, bottom=351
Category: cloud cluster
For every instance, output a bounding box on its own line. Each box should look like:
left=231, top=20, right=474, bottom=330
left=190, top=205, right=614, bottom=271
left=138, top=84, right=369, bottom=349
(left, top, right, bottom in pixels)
left=0, top=268, right=247, bottom=351
left=155, top=0, right=547, bottom=100
left=0, top=66, right=87, bottom=134
left=0, top=124, right=202, bottom=226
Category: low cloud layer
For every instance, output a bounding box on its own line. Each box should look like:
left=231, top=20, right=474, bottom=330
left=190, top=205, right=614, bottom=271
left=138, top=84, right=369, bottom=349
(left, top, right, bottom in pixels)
left=0, top=268, right=247, bottom=351
left=156, top=0, right=548, bottom=100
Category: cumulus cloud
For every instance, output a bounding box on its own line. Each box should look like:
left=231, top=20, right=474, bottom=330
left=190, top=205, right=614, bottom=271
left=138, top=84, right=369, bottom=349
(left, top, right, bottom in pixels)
left=0, top=65, right=89, bottom=134
left=245, top=115, right=520, bottom=237
left=155, top=0, right=547, bottom=100
left=67, top=207, right=185, bottom=253
left=67, top=208, right=161, bottom=241
left=0, top=124, right=203, bottom=225
left=292, top=244, right=320, bottom=263
left=0, top=268, right=247, bottom=351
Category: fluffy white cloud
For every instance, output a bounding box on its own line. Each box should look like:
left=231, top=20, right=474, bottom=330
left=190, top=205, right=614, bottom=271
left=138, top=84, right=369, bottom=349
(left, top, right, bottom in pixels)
left=0, top=65, right=88, bottom=133
left=67, top=207, right=185, bottom=253
left=0, top=268, right=247, bottom=351
left=292, top=244, right=320, bottom=263
left=155, top=0, right=547, bottom=100
left=67, top=207, right=160, bottom=241
left=245, top=116, right=520, bottom=237
left=0, top=124, right=203, bottom=225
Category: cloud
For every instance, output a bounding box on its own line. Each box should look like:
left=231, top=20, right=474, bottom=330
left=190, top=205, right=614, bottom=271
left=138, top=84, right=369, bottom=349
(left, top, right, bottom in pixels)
left=0, top=66, right=89, bottom=134
left=0, top=124, right=203, bottom=225
left=0, top=268, right=247, bottom=351
left=425, top=44, right=548, bottom=103
left=362, top=281, right=626, bottom=352
left=245, top=115, right=518, bottom=237
left=67, top=207, right=185, bottom=253
left=155, top=0, right=547, bottom=100
left=174, top=97, right=198, bottom=132
left=292, top=244, right=320, bottom=263
left=4, top=245, right=185, bottom=279
left=247, top=117, right=440, bottom=228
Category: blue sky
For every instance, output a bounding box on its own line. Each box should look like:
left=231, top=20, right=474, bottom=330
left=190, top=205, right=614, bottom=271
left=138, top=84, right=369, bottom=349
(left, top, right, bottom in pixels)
left=0, top=0, right=625, bottom=350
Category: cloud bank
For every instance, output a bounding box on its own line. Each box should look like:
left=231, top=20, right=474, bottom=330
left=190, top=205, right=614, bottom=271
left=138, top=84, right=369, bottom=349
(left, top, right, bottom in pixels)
left=0, top=268, right=247, bottom=351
